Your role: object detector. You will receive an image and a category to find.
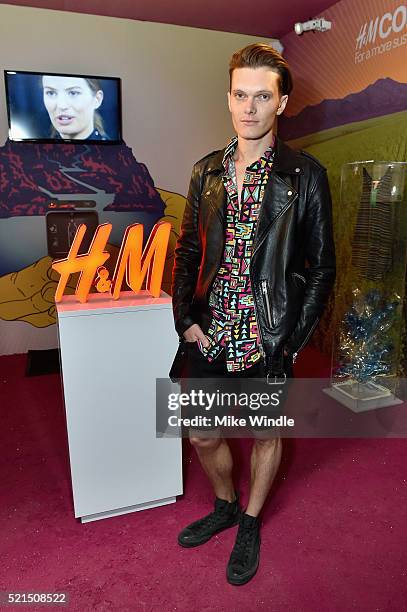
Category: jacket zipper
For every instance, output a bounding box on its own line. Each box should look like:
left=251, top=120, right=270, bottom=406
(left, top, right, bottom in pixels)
left=250, top=190, right=296, bottom=366
left=253, top=296, right=267, bottom=366
left=292, top=316, right=319, bottom=363
left=292, top=272, right=306, bottom=284
left=261, top=280, right=274, bottom=327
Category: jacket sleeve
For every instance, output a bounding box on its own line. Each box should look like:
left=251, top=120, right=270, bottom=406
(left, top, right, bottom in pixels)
left=285, top=167, right=336, bottom=357
left=171, top=163, right=202, bottom=338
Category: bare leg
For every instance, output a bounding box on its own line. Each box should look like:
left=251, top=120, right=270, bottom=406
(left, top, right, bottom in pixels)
left=245, top=437, right=282, bottom=517
left=190, top=435, right=236, bottom=502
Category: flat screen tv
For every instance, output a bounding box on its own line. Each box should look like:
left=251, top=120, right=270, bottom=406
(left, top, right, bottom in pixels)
left=4, top=70, right=122, bottom=143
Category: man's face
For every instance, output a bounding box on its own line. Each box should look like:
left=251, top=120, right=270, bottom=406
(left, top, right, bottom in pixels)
left=227, top=67, right=288, bottom=141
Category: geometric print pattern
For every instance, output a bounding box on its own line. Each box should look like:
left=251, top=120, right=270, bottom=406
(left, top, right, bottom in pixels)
left=198, top=135, right=275, bottom=371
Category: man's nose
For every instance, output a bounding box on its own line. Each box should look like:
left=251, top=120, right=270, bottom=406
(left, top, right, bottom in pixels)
left=244, top=97, right=256, bottom=114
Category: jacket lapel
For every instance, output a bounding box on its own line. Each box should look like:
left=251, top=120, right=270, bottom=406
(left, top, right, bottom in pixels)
left=208, top=173, right=227, bottom=226
left=252, top=174, right=296, bottom=253
left=204, top=149, right=227, bottom=227
left=252, top=137, right=302, bottom=253
left=203, top=136, right=302, bottom=236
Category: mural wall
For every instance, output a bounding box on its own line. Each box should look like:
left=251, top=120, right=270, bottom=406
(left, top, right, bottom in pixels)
left=0, top=140, right=184, bottom=327
left=0, top=4, right=266, bottom=355
left=280, top=0, right=407, bottom=356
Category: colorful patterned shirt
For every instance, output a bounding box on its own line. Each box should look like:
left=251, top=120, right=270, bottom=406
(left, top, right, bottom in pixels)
left=198, top=135, right=275, bottom=371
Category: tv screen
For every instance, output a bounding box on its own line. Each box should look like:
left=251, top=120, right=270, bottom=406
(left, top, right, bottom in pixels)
left=4, top=70, right=122, bottom=143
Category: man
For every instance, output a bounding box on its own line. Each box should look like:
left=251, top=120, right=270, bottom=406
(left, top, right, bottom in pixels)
left=171, top=43, right=336, bottom=585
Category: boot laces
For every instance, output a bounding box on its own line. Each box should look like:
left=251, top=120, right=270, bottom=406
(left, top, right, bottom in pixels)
left=231, top=525, right=255, bottom=564
left=190, top=509, right=228, bottom=534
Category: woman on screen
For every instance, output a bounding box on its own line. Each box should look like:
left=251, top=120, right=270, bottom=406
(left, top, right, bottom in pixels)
left=42, top=76, right=108, bottom=140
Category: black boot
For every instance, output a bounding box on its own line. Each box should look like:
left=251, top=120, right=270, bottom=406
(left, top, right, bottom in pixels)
left=226, top=512, right=261, bottom=585
left=178, top=493, right=241, bottom=548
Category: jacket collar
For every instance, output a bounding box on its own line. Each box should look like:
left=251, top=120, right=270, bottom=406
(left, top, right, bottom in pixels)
left=206, top=135, right=302, bottom=176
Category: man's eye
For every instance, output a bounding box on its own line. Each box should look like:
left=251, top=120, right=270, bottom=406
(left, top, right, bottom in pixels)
left=235, top=93, right=245, bottom=99
left=69, top=90, right=80, bottom=96
left=45, top=90, right=56, bottom=97
left=259, top=94, right=270, bottom=101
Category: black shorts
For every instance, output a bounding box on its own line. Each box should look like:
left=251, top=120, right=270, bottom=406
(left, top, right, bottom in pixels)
left=179, top=342, right=294, bottom=435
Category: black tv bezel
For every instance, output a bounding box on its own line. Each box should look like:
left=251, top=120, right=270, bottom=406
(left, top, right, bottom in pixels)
left=4, top=69, right=123, bottom=144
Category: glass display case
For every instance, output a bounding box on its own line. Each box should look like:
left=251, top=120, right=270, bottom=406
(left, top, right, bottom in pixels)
left=325, top=161, right=407, bottom=412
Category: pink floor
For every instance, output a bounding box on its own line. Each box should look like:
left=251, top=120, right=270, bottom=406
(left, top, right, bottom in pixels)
left=1, top=351, right=407, bottom=611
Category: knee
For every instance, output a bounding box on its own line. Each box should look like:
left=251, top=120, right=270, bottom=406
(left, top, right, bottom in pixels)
left=190, top=436, right=221, bottom=451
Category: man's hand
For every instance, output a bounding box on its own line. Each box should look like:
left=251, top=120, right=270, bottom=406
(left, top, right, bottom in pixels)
left=183, top=323, right=210, bottom=347
left=183, top=325, right=289, bottom=356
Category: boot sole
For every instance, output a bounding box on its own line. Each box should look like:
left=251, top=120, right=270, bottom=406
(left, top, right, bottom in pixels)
left=226, top=552, right=260, bottom=585
left=178, top=514, right=240, bottom=548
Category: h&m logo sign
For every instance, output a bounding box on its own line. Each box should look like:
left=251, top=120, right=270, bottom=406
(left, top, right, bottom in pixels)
left=355, top=4, right=406, bottom=49
left=52, top=222, right=171, bottom=303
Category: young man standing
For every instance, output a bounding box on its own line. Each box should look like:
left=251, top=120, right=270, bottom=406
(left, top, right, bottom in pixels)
left=171, top=43, right=336, bottom=585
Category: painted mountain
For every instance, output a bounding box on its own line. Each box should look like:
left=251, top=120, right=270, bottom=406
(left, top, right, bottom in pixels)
left=0, top=140, right=165, bottom=218
left=279, top=78, right=407, bottom=141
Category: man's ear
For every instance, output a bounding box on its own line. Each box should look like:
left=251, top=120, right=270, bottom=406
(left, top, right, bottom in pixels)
left=227, top=90, right=231, bottom=113
left=276, top=94, right=288, bottom=115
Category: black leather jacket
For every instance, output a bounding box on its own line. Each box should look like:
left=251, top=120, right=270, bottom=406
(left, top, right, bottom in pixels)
left=171, top=136, right=336, bottom=374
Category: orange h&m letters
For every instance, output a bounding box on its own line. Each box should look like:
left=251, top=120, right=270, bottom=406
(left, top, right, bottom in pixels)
left=52, top=222, right=171, bottom=303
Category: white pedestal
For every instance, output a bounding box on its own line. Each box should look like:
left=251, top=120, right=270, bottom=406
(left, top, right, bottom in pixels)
left=56, top=290, right=182, bottom=522
left=323, top=380, right=403, bottom=412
